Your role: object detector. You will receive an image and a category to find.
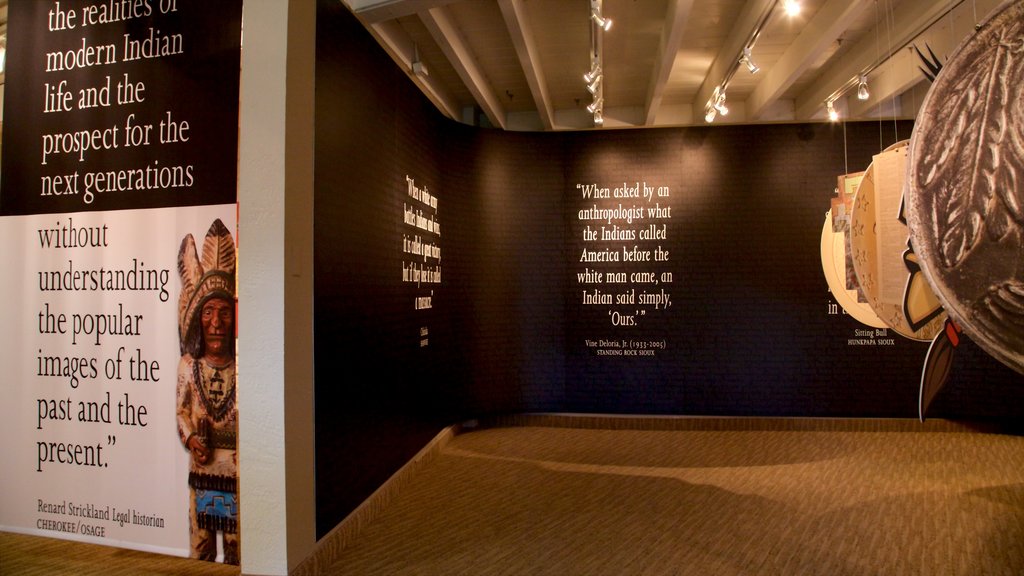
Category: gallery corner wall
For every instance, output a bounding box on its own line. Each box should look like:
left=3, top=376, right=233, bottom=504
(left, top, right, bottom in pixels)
left=311, top=0, right=1022, bottom=539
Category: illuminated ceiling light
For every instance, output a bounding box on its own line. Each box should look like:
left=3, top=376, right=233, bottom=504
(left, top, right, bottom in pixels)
left=740, top=47, right=759, bottom=74
left=705, top=86, right=727, bottom=122
left=592, top=12, right=612, bottom=31
left=783, top=0, right=801, bottom=16
left=587, top=98, right=604, bottom=114
left=583, top=66, right=602, bottom=84
left=857, top=75, right=870, bottom=100
left=593, top=110, right=604, bottom=126
left=587, top=75, right=603, bottom=95
left=826, top=100, right=839, bottom=122
left=714, top=91, right=729, bottom=116
left=591, top=1, right=612, bottom=31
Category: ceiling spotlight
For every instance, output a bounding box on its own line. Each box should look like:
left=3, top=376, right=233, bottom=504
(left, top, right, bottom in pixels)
left=783, top=0, right=801, bottom=16
left=592, top=12, right=612, bottom=31
left=587, top=75, right=603, bottom=95
left=826, top=100, right=839, bottom=122
left=583, top=66, right=602, bottom=84
left=857, top=75, right=870, bottom=100
left=705, top=106, right=717, bottom=123
left=714, top=91, right=729, bottom=116
left=587, top=98, right=604, bottom=114
left=594, top=110, right=604, bottom=126
left=591, top=1, right=612, bottom=31
left=740, top=47, right=759, bottom=74
left=411, top=44, right=428, bottom=78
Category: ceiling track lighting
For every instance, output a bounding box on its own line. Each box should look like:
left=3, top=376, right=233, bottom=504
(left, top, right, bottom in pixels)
left=705, top=86, right=728, bottom=123
left=714, top=91, right=729, bottom=116
left=586, top=0, right=610, bottom=127
left=820, top=1, right=968, bottom=122
left=703, top=0, right=798, bottom=123
left=740, top=47, right=759, bottom=74
left=826, top=99, right=839, bottom=122
left=822, top=69, right=874, bottom=119
left=411, top=43, right=428, bottom=78
left=590, top=0, right=612, bottom=31
left=856, top=75, right=870, bottom=100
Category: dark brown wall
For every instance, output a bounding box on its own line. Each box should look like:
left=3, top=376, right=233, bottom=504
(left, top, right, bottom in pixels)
left=313, top=0, right=1021, bottom=537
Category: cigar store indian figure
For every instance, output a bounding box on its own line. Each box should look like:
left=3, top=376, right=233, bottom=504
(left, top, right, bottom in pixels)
left=176, top=219, right=239, bottom=564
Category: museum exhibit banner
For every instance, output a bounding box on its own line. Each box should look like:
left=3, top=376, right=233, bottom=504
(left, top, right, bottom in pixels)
left=0, top=0, right=242, bottom=563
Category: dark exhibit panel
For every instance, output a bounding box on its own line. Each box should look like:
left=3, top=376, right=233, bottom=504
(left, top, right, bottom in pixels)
left=313, top=0, right=1022, bottom=539
left=314, top=0, right=565, bottom=537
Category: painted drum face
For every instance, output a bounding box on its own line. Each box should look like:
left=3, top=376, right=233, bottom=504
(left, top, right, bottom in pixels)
left=821, top=170, right=886, bottom=329
left=851, top=141, right=946, bottom=341
left=906, top=0, right=1024, bottom=374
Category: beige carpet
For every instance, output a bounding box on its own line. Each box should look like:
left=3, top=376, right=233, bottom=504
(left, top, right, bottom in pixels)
left=307, top=417, right=1024, bottom=575
left=6, top=417, right=1024, bottom=575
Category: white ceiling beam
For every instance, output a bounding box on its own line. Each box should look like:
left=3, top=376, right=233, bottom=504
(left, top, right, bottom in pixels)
left=644, top=0, right=695, bottom=126
left=367, top=19, right=461, bottom=120
left=420, top=5, right=507, bottom=129
left=345, top=0, right=456, bottom=24
left=794, top=0, right=969, bottom=120
left=692, top=0, right=775, bottom=124
left=746, top=0, right=871, bottom=120
left=497, top=0, right=554, bottom=130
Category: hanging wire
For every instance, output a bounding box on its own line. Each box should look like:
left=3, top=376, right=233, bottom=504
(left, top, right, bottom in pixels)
left=950, top=0, right=956, bottom=56
left=843, top=120, right=849, bottom=176
left=886, top=0, right=898, bottom=142
left=909, top=46, right=918, bottom=118
left=874, top=0, right=883, bottom=151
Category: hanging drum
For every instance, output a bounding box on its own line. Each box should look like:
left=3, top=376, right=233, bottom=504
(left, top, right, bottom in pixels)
left=905, top=0, right=1024, bottom=374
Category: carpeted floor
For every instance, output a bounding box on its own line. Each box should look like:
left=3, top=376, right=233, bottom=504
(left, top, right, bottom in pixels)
left=305, top=416, right=1024, bottom=575
left=6, top=417, right=1024, bottom=575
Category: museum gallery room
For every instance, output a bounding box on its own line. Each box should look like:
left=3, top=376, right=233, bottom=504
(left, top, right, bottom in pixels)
left=2, top=0, right=1024, bottom=574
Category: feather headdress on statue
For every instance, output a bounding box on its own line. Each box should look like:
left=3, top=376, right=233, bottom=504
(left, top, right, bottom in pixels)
left=177, top=219, right=236, bottom=353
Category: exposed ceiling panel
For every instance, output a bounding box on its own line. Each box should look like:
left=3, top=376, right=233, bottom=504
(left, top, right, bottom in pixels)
left=341, top=0, right=1004, bottom=131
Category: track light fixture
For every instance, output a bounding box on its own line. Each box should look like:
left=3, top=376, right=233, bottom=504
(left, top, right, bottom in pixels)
left=826, top=100, right=839, bottom=122
left=704, top=0, right=803, bottom=125
left=856, top=75, right=870, bottom=100
left=591, top=1, right=612, bottom=31
left=740, top=47, right=759, bottom=74
left=411, top=43, right=428, bottom=78
left=586, top=0, right=610, bottom=127
left=714, top=91, right=729, bottom=116
left=705, top=87, right=728, bottom=123
left=592, top=13, right=612, bottom=31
